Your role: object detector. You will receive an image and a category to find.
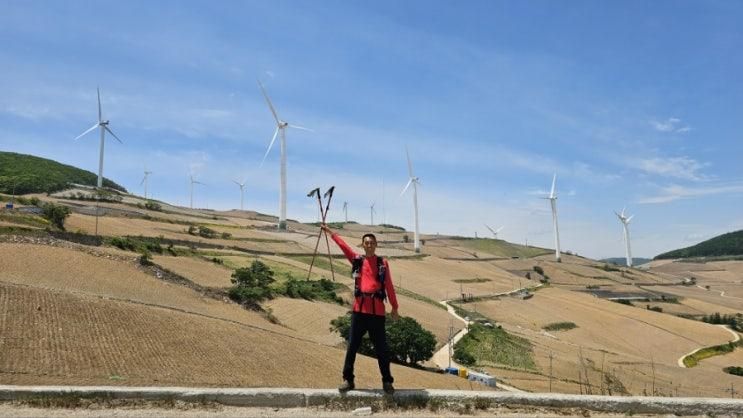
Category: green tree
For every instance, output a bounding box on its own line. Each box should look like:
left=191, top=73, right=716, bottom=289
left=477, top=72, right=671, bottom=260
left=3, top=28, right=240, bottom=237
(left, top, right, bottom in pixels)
left=330, top=312, right=436, bottom=366
left=41, top=202, right=71, bottom=230
left=228, top=260, right=275, bottom=308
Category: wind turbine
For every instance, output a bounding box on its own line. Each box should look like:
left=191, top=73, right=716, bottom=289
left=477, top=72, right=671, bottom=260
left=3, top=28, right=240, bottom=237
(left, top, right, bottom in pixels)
left=258, top=79, right=312, bottom=231
left=74, top=87, right=123, bottom=188
left=189, top=175, right=205, bottom=209
left=233, top=179, right=246, bottom=211
left=542, top=173, right=561, bottom=262
left=400, top=147, right=421, bottom=253
left=140, top=168, right=153, bottom=200
left=370, top=202, right=376, bottom=226
left=485, top=224, right=504, bottom=239
left=615, top=207, right=635, bottom=267
left=343, top=201, right=348, bottom=222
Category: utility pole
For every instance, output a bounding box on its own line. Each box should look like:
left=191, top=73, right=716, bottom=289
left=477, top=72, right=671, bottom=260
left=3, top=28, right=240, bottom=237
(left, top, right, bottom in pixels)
left=725, top=383, right=736, bottom=398
left=549, top=351, right=554, bottom=393
left=448, top=318, right=454, bottom=369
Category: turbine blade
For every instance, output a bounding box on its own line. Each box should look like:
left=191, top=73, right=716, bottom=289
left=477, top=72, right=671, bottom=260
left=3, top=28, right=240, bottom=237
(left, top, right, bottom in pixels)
left=626, top=215, right=634, bottom=224
left=621, top=206, right=626, bottom=217
left=257, top=79, right=281, bottom=125
left=496, top=226, right=504, bottom=233
left=484, top=224, right=496, bottom=234
left=105, top=126, right=123, bottom=143
left=400, top=178, right=413, bottom=196
left=97, top=87, right=102, bottom=122
left=550, top=173, right=557, bottom=198
left=323, top=186, right=335, bottom=198
left=406, top=146, right=414, bottom=177
left=140, top=176, right=146, bottom=186
left=260, top=127, right=280, bottom=167
left=307, top=187, right=319, bottom=198
left=74, top=123, right=99, bottom=141
left=232, top=180, right=241, bottom=186
left=288, top=124, right=314, bottom=132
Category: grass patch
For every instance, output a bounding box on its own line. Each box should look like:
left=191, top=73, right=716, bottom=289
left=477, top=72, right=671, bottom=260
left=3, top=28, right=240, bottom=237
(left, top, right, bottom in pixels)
left=0, top=211, right=49, bottom=228
left=542, top=321, right=578, bottom=331
left=683, top=340, right=742, bottom=367
left=395, top=287, right=446, bottom=310
left=453, top=323, right=536, bottom=370
left=458, top=238, right=551, bottom=258
left=452, top=278, right=491, bottom=284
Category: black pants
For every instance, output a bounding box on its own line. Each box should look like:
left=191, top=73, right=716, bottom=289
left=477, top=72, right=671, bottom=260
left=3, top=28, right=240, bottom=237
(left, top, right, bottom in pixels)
left=343, top=312, right=394, bottom=384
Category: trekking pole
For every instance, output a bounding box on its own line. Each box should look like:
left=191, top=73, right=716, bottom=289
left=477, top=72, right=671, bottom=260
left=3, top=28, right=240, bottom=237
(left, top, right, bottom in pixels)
left=322, top=186, right=336, bottom=281
left=306, top=188, right=324, bottom=280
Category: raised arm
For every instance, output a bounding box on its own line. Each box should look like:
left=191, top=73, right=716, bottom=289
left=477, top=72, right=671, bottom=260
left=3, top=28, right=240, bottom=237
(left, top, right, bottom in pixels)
left=321, top=224, right=357, bottom=263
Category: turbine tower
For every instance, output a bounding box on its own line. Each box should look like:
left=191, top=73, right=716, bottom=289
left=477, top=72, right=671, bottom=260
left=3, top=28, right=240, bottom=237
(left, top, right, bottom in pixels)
left=189, top=175, right=205, bottom=209
left=258, top=79, right=311, bottom=231
left=370, top=202, right=376, bottom=226
left=542, top=173, right=561, bottom=262
left=400, top=147, right=421, bottom=253
left=615, top=208, right=635, bottom=267
left=74, top=87, right=123, bottom=188
left=343, top=201, right=348, bottom=222
left=233, top=179, right=246, bottom=211
left=485, top=224, right=504, bottom=239
left=140, top=168, right=153, bottom=200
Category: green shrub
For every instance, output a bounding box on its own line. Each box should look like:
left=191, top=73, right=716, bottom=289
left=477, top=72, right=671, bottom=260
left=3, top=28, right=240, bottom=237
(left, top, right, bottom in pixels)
left=198, top=225, right=217, bottom=238
left=280, top=277, right=343, bottom=304
left=221, top=232, right=232, bottom=239
left=723, top=366, right=743, bottom=376
left=229, top=261, right=275, bottom=307
left=330, top=313, right=436, bottom=366
left=543, top=322, right=577, bottom=331
left=144, top=200, right=162, bottom=211
left=533, top=265, right=544, bottom=275
left=41, top=202, right=71, bottom=230
left=453, top=346, right=476, bottom=366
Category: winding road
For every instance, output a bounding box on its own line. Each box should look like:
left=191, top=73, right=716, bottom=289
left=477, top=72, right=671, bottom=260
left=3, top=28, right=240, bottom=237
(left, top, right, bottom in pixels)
left=677, top=324, right=741, bottom=367
left=430, top=285, right=544, bottom=392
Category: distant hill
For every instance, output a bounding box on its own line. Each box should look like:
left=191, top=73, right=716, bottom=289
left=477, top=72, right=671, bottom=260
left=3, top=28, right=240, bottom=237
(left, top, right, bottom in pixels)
left=601, top=257, right=652, bottom=266
left=655, top=230, right=743, bottom=259
left=0, top=151, right=126, bottom=195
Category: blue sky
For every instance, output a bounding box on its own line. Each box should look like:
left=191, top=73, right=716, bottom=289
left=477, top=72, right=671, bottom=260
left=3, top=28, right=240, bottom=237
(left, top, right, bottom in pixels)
left=2, top=0, right=742, bottom=259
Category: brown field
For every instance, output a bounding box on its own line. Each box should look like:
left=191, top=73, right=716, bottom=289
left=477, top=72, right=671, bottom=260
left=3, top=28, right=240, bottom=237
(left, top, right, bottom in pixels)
left=152, top=255, right=235, bottom=288
left=460, top=286, right=742, bottom=397
left=0, top=282, right=477, bottom=390
left=3, top=198, right=743, bottom=397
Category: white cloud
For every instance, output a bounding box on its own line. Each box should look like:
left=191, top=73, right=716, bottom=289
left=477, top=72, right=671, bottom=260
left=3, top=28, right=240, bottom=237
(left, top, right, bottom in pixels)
left=637, top=182, right=743, bottom=204
left=630, top=156, right=709, bottom=181
left=650, top=117, right=690, bottom=133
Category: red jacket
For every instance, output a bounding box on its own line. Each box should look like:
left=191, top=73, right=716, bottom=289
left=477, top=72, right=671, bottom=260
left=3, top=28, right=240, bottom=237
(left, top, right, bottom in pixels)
left=331, top=233, right=399, bottom=316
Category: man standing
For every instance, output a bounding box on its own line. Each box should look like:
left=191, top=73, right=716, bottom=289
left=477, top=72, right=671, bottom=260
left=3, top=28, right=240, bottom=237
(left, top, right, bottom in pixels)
left=321, top=224, right=399, bottom=395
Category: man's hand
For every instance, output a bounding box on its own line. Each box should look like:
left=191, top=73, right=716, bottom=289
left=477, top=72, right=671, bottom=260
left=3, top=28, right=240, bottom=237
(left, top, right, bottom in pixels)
left=391, top=308, right=400, bottom=321
left=320, top=223, right=331, bottom=235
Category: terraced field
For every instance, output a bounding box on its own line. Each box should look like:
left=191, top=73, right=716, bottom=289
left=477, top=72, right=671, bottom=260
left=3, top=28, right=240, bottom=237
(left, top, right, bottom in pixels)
left=1, top=195, right=742, bottom=398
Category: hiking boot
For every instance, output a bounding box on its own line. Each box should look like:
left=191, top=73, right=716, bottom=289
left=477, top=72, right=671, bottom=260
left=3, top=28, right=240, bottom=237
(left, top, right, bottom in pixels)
left=338, top=380, right=355, bottom=393
left=383, top=382, right=395, bottom=395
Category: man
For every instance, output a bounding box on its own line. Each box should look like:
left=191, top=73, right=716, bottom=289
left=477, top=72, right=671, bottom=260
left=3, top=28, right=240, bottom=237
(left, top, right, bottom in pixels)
left=321, top=224, right=399, bottom=395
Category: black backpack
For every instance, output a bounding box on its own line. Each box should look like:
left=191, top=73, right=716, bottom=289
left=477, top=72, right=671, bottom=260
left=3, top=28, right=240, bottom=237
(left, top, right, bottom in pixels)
left=351, top=255, right=386, bottom=301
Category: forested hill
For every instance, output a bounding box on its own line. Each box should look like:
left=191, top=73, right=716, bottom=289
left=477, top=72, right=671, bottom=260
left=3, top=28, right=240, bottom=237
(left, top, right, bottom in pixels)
left=0, top=151, right=127, bottom=195
left=655, top=230, right=743, bottom=259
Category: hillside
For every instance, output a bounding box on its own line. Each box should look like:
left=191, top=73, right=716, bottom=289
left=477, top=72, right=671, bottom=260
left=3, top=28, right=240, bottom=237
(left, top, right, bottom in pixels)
left=1, top=186, right=742, bottom=398
left=0, top=151, right=126, bottom=194
left=601, top=257, right=652, bottom=266
left=655, top=230, right=743, bottom=259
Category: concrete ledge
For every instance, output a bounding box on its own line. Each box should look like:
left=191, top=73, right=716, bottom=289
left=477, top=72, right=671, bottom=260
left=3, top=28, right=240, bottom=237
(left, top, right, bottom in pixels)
left=2, top=385, right=743, bottom=415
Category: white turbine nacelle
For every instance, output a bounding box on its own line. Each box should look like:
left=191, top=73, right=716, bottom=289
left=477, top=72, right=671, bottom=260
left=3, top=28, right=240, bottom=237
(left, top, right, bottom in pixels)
left=74, top=87, right=122, bottom=189
left=615, top=207, right=634, bottom=267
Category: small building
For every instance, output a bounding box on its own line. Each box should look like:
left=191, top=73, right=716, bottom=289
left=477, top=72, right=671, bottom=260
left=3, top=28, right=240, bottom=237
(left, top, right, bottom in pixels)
left=467, top=370, right=497, bottom=387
